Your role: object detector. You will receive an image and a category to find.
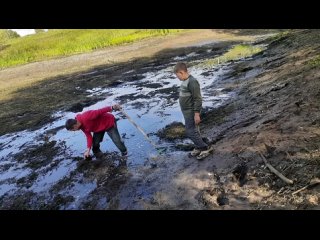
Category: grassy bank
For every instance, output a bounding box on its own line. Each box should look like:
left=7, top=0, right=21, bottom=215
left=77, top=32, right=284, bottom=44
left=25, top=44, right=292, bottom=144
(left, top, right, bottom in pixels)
left=197, top=44, right=264, bottom=68
left=0, top=29, right=183, bottom=69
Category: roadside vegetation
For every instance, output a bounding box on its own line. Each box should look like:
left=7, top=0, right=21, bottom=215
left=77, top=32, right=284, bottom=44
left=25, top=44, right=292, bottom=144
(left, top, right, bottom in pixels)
left=0, top=29, right=183, bottom=69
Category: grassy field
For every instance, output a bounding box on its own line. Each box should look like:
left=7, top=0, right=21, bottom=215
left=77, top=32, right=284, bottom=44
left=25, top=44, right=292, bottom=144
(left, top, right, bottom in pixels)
left=0, top=29, right=183, bottom=69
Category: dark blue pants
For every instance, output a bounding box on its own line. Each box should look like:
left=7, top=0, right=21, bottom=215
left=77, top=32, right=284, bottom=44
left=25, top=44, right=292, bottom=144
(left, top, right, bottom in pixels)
left=92, top=122, right=127, bottom=154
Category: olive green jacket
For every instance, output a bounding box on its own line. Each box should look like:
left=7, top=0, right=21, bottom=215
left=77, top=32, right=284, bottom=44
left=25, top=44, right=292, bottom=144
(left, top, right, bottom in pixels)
left=179, top=75, right=202, bottom=114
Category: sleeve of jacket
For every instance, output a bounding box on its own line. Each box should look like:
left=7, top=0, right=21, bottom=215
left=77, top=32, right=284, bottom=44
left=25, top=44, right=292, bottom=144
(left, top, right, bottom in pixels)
left=82, top=129, right=93, bottom=149
left=85, top=106, right=112, bottom=120
left=188, top=78, right=202, bottom=113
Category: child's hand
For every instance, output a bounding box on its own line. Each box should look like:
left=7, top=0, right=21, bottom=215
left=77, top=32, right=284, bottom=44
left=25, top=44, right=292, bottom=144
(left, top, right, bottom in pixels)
left=84, top=148, right=90, bottom=159
left=194, top=113, right=201, bottom=125
left=112, top=104, right=122, bottom=111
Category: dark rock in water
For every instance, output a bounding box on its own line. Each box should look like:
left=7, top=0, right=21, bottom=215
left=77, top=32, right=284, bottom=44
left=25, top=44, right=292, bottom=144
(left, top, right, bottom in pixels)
left=150, top=163, right=157, bottom=168
left=238, top=66, right=253, bottom=72
left=232, top=162, right=248, bottom=187
left=68, top=103, right=85, bottom=112
left=123, top=74, right=145, bottom=82
left=201, top=71, right=213, bottom=77
left=144, top=83, right=163, bottom=88
left=176, top=144, right=194, bottom=152
left=67, top=99, right=98, bottom=113
left=108, top=80, right=122, bottom=87
left=157, top=122, right=186, bottom=140
left=217, top=193, right=229, bottom=206
left=221, top=87, right=234, bottom=93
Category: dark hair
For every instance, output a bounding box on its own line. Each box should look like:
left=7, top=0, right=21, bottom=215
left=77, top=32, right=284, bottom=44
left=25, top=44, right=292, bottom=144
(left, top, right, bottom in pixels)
left=174, top=62, right=188, bottom=73
left=65, top=119, right=77, bottom=130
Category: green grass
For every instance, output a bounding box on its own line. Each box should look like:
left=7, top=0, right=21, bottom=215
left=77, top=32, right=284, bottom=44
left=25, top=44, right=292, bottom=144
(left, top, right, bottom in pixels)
left=0, top=29, right=183, bottom=69
left=196, top=44, right=264, bottom=68
left=268, top=30, right=290, bottom=42
left=308, top=55, right=320, bottom=67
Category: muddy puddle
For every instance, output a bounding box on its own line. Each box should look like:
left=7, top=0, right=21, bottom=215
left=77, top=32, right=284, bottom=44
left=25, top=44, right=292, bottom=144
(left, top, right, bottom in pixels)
left=0, top=41, right=265, bottom=209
